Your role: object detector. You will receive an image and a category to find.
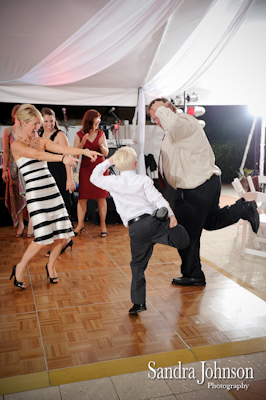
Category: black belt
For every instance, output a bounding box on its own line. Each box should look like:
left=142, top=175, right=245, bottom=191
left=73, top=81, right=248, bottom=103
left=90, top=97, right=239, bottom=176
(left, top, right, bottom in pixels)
left=128, top=214, right=150, bottom=226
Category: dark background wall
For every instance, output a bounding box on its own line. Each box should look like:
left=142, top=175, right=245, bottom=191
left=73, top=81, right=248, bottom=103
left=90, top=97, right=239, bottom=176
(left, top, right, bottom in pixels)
left=0, top=103, right=258, bottom=183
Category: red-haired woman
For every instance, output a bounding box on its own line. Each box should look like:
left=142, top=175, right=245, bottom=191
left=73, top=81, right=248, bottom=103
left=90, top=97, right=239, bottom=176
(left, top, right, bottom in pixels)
left=73, top=109, right=109, bottom=237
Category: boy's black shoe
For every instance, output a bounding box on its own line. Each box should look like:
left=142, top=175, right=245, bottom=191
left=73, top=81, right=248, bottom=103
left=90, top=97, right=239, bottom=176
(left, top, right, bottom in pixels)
left=129, top=304, right=147, bottom=314
left=152, top=207, right=168, bottom=221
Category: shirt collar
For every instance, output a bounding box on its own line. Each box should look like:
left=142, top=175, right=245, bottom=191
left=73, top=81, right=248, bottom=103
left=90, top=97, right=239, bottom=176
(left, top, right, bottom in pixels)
left=120, top=170, right=136, bottom=176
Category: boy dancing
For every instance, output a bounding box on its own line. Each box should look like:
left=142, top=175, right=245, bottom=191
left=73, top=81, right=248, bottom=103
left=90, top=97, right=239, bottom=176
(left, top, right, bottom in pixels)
left=91, top=147, right=189, bottom=313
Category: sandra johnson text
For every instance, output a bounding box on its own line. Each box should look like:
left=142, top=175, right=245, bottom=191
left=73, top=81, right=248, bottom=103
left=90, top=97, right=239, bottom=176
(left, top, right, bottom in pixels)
left=148, top=361, right=254, bottom=384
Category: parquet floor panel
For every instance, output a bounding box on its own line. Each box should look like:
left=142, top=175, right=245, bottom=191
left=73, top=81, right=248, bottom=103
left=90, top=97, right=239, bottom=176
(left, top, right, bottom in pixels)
left=31, top=269, right=131, bottom=310
left=0, top=278, right=35, bottom=315
left=149, top=284, right=266, bottom=346
left=0, top=312, right=46, bottom=378
left=1, top=220, right=266, bottom=395
left=28, top=249, right=116, bottom=272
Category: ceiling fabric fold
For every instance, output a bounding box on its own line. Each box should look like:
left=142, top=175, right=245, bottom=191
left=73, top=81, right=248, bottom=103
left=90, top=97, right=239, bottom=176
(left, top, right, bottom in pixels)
left=1, top=0, right=183, bottom=87
left=0, top=0, right=265, bottom=106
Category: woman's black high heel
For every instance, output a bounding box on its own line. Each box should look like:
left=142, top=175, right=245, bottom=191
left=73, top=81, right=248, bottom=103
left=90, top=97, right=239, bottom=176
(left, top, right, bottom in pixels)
left=10, top=265, right=26, bottom=289
left=60, top=239, right=73, bottom=254
left=45, top=264, right=59, bottom=284
left=73, top=228, right=84, bottom=236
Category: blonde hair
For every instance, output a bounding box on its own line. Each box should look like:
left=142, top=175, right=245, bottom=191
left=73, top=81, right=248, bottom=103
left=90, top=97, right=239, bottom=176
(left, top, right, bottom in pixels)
left=113, top=146, right=137, bottom=171
left=16, top=104, right=43, bottom=124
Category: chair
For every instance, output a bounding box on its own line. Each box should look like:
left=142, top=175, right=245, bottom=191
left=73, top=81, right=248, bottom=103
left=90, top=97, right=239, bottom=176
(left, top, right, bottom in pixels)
left=232, top=177, right=245, bottom=198
left=247, top=175, right=266, bottom=194
left=231, top=178, right=266, bottom=257
left=259, top=176, right=266, bottom=193
left=247, top=176, right=266, bottom=212
left=241, top=190, right=266, bottom=258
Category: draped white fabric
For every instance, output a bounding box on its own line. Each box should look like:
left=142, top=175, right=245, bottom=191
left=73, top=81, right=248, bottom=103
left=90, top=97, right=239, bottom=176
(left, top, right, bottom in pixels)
left=0, top=0, right=263, bottom=176
left=0, top=85, right=138, bottom=107
left=14, top=0, right=183, bottom=86
left=142, top=0, right=255, bottom=98
left=136, top=0, right=256, bottom=175
left=0, top=0, right=263, bottom=106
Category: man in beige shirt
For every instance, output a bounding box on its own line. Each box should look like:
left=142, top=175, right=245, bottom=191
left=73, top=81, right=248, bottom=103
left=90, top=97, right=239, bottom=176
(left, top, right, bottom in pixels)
left=147, top=98, right=260, bottom=286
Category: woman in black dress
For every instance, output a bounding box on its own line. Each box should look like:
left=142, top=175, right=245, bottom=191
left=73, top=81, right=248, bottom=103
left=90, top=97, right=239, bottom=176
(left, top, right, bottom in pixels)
left=39, top=108, right=75, bottom=254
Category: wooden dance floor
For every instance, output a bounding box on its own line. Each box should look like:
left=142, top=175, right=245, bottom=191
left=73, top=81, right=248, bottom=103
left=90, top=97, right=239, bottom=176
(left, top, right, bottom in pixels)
left=1, top=221, right=266, bottom=395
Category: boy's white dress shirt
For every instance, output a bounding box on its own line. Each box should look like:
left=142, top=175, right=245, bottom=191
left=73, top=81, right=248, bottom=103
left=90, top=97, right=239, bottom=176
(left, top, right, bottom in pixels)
left=90, top=159, right=174, bottom=227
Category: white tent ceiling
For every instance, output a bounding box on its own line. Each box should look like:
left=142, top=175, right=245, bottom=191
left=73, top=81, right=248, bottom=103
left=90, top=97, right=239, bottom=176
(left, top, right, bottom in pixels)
left=0, top=0, right=265, bottom=108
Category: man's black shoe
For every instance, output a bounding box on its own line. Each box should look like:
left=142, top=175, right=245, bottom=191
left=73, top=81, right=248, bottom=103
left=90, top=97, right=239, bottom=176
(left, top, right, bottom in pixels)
left=172, top=277, right=206, bottom=286
left=242, top=200, right=260, bottom=233
left=129, top=304, right=147, bottom=314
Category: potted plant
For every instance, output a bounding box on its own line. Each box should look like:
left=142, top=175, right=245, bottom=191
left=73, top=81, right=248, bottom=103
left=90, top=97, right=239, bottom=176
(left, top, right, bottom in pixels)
left=240, top=168, right=253, bottom=190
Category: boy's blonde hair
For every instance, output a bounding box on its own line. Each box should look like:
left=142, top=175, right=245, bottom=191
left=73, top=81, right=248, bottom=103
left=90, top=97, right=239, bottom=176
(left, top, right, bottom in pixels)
left=16, top=104, right=43, bottom=124
left=113, top=146, right=137, bottom=171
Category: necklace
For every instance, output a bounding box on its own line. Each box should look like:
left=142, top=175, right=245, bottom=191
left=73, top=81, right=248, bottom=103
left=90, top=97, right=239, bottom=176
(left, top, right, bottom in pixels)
left=18, top=134, right=38, bottom=149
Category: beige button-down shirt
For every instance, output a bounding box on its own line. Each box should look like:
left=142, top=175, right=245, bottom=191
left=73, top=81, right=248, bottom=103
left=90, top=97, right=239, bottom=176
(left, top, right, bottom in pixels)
left=155, top=107, right=221, bottom=190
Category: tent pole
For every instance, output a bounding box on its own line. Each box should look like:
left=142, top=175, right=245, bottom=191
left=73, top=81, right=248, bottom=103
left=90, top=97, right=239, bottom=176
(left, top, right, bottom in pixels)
left=183, top=91, right=187, bottom=113
left=259, top=117, right=266, bottom=176
left=239, top=116, right=257, bottom=178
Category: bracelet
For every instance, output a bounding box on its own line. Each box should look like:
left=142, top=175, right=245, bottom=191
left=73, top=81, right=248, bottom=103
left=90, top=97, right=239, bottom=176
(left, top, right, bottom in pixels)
left=84, top=148, right=88, bottom=155
left=62, top=155, right=66, bottom=163
left=3, top=168, right=8, bottom=172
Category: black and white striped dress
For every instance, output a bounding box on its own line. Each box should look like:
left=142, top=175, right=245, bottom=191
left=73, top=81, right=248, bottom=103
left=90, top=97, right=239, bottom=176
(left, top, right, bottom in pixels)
left=16, top=157, right=74, bottom=245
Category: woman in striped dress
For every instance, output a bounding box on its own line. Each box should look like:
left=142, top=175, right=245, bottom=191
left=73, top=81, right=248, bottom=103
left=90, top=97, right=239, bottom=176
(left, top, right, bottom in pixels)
left=10, top=104, right=101, bottom=289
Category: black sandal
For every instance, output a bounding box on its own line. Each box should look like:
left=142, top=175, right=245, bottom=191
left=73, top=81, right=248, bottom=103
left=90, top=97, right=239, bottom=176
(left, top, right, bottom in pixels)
left=45, top=264, right=59, bottom=284
left=10, top=265, right=26, bottom=289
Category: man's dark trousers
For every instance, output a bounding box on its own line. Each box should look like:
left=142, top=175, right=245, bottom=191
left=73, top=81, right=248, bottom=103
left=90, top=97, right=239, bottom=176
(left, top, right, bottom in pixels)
left=173, top=174, right=244, bottom=281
